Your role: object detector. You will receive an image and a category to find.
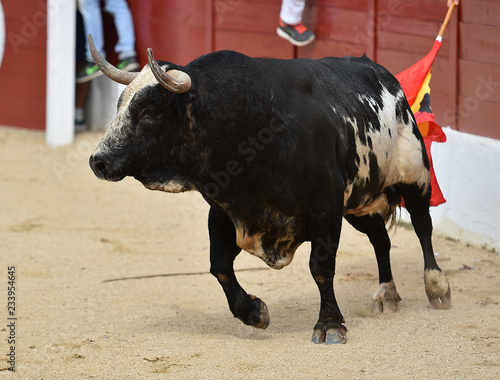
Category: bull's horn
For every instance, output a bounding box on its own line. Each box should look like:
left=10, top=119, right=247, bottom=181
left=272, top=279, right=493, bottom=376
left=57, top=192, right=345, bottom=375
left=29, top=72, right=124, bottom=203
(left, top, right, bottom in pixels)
left=147, top=48, right=191, bottom=93
left=88, top=34, right=138, bottom=85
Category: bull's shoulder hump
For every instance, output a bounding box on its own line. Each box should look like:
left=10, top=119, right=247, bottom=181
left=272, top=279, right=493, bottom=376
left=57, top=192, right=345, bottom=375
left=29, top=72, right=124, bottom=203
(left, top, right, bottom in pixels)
left=315, top=55, right=401, bottom=93
left=188, top=50, right=257, bottom=69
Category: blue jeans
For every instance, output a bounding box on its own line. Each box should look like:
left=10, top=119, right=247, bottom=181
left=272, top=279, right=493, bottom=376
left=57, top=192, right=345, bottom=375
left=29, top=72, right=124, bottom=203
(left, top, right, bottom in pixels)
left=78, top=0, right=137, bottom=61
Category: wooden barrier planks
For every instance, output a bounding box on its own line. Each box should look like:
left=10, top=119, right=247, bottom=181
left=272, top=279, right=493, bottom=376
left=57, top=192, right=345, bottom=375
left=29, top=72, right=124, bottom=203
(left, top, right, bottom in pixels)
left=0, top=0, right=47, bottom=130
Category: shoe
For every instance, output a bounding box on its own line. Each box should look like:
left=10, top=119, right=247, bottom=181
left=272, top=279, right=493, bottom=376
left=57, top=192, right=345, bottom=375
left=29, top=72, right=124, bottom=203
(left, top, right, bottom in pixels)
left=117, top=56, right=140, bottom=72
left=76, top=62, right=103, bottom=83
left=277, top=18, right=315, bottom=46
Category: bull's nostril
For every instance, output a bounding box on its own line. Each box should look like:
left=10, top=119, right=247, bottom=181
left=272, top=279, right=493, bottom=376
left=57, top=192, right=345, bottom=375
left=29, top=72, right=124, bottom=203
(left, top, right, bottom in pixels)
left=95, top=161, right=106, bottom=174
left=90, top=156, right=108, bottom=179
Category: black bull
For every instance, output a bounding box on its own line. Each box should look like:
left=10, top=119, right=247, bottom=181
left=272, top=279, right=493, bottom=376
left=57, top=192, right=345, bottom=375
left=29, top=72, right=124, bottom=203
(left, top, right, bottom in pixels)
left=88, top=36, right=450, bottom=344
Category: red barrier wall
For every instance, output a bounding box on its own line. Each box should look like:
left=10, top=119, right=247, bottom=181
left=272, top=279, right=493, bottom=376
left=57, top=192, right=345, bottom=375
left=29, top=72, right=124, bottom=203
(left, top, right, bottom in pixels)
left=0, top=0, right=47, bottom=130
left=127, top=0, right=499, bottom=139
left=1, top=0, right=499, bottom=140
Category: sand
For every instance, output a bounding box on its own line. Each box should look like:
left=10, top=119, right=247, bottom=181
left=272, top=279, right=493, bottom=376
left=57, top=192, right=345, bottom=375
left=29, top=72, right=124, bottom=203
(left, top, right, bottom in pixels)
left=1, top=126, right=499, bottom=379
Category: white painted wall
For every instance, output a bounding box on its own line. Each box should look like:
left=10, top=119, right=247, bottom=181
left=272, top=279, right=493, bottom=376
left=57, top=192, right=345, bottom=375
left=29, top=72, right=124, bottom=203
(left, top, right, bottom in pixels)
left=429, top=128, right=500, bottom=250
left=86, top=76, right=125, bottom=131
left=45, top=0, right=122, bottom=143
left=46, top=0, right=76, bottom=147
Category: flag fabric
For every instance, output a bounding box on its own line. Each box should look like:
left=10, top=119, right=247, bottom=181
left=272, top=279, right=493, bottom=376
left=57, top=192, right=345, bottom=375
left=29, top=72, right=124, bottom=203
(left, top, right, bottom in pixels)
left=396, top=37, right=447, bottom=207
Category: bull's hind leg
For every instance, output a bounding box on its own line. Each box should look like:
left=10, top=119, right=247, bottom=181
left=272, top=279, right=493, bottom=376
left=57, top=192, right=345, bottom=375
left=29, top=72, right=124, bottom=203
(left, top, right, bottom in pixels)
left=345, top=214, right=402, bottom=313
left=208, top=207, right=270, bottom=329
left=400, top=184, right=451, bottom=309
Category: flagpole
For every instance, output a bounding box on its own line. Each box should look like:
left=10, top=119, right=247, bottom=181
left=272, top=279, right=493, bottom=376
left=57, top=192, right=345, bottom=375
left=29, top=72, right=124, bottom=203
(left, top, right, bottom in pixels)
left=437, top=2, right=457, bottom=40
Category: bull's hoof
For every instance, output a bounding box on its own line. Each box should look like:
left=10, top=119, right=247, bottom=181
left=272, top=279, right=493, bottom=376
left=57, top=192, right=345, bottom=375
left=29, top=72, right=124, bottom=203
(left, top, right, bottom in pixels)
left=424, top=269, right=451, bottom=309
left=311, top=320, right=347, bottom=344
left=373, top=280, right=402, bottom=313
left=235, top=295, right=270, bottom=329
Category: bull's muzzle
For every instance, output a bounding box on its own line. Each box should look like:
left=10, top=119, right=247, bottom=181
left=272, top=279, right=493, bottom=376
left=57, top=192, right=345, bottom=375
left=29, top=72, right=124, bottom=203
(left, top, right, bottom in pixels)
left=89, top=154, right=113, bottom=181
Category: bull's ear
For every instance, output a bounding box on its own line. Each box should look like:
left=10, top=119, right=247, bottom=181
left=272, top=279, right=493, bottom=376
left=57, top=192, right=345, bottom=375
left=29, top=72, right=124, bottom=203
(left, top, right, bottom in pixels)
left=88, top=34, right=139, bottom=85
left=147, top=48, right=192, bottom=93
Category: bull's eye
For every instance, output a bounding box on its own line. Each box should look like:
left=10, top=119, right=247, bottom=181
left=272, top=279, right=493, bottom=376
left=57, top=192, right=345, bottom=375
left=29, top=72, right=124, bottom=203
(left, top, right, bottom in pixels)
left=146, top=110, right=157, bottom=117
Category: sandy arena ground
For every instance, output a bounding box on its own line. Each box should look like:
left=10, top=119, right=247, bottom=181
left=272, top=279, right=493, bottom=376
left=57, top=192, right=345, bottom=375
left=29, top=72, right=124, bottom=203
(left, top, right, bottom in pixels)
left=1, top=126, right=499, bottom=379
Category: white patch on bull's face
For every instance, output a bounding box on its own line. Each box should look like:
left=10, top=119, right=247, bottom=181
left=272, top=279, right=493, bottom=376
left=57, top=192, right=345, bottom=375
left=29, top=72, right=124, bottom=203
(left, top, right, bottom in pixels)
left=111, top=65, right=161, bottom=129
left=92, top=64, right=165, bottom=157
left=118, top=65, right=160, bottom=110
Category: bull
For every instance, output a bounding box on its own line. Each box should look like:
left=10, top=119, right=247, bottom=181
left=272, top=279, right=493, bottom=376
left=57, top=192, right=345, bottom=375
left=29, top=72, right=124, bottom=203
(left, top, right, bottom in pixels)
left=88, top=35, right=450, bottom=344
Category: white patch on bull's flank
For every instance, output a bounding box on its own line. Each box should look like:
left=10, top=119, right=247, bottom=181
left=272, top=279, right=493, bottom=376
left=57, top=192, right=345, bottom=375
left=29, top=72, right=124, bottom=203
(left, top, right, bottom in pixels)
left=343, top=193, right=390, bottom=217
left=343, top=87, right=430, bottom=211
left=342, top=87, right=397, bottom=202
left=386, top=92, right=430, bottom=189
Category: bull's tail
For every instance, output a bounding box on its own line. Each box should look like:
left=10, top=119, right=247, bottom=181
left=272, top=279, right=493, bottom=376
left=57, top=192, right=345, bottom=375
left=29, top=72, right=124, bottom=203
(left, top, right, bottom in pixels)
left=381, top=185, right=402, bottom=230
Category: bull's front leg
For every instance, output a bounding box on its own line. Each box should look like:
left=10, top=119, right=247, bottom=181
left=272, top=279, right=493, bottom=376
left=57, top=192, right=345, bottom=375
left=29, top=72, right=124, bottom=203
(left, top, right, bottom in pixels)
left=309, top=214, right=347, bottom=344
left=208, top=207, right=270, bottom=329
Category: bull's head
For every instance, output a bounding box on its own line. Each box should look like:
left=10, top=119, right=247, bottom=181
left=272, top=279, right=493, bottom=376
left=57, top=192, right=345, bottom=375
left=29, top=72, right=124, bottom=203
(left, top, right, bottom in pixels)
left=88, top=35, right=194, bottom=192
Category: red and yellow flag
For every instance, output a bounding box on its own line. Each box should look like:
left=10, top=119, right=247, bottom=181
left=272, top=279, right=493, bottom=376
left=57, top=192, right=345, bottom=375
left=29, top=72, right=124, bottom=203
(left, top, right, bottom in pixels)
left=396, top=38, right=446, bottom=207
left=394, top=2, right=456, bottom=207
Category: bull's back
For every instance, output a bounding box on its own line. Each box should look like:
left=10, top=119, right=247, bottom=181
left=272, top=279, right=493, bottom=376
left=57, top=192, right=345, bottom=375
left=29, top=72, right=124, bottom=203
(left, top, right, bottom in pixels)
left=191, top=51, right=427, bottom=213
left=266, top=55, right=428, bottom=214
